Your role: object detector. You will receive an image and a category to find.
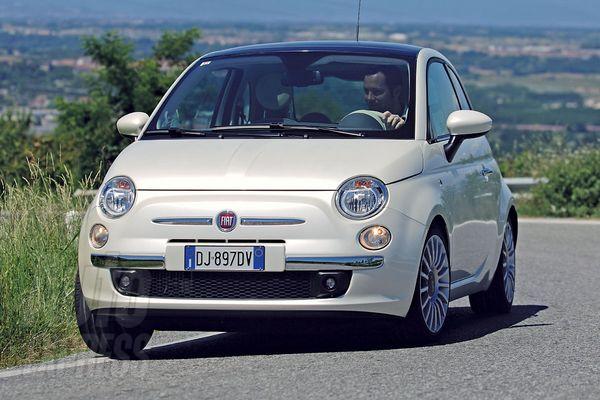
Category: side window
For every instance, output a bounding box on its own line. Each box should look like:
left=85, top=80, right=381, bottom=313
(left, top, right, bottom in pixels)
left=446, top=67, right=471, bottom=110
left=427, top=62, right=460, bottom=138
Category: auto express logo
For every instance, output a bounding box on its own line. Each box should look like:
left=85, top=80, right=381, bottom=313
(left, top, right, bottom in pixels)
left=216, top=210, right=237, bottom=232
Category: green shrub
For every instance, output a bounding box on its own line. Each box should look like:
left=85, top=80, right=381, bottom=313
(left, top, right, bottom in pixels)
left=527, top=150, right=600, bottom=218
left=497, top=149, right=550, bottom=178
left=0, top=163, right=94, bottom=368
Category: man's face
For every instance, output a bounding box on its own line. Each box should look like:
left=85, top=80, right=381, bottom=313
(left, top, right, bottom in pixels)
left=364, top=72, right=395, bottom=113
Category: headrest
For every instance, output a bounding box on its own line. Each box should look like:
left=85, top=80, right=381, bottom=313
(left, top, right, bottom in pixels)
left=255, top=73, right=292, bottom=111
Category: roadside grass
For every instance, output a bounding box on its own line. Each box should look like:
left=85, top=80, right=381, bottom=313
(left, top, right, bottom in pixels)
left=0, top=165, right=93, bottom=369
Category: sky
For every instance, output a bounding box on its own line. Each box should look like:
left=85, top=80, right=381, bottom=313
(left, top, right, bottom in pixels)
left=1, top=0, right=599, bottom=29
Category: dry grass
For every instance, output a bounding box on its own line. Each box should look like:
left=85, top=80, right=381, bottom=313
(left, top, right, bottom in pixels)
left=0, top=164, right=94, bottom=369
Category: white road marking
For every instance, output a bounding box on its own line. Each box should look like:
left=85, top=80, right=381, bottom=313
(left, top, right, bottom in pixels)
left=146, top=331, right=226, bottom=350
left=0, top=357, right=112, bottom=379
left=519, top=218, right=600, bottom=226
left=0, top=332, right=222, bottom=380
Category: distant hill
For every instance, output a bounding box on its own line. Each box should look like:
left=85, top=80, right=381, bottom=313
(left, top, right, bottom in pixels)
left=1, top=0, right=599, bottom=29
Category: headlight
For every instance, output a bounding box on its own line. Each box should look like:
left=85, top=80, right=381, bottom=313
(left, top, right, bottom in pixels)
left=99, top=176, right=136, bottom=218
left=336, top=176, right=388, bottom=220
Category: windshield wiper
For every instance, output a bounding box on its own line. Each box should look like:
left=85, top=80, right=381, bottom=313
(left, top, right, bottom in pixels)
left=144, top=125, right=364, bottom=138
left=143, top=128, right=208, bottom=138
left=211, top=124, right=364, bottom=138
left=281, top=125, right=365, bottom=138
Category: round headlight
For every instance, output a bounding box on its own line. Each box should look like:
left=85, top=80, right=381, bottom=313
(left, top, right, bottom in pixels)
left=99, top=176, right=136, bottom=218
left=336, top=176, right=388, bottom=220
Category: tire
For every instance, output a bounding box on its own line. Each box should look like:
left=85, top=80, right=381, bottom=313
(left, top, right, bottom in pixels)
left=74, top=271, right=154, bottom=359
left=399, top=225, right=451, bottom=341
left=469, top=220, right=516, bottom=314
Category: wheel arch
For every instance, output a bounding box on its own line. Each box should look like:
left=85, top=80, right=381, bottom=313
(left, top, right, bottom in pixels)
left=495, top=174, right=517, bottom=237
left=508, top=205, right=518, bottom=244
left=425, top=212, right=451, bottom=271
left=429, top=214, right=450, bottom=246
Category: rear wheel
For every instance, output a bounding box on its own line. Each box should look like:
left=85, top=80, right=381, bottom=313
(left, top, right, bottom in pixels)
left=469, top=221, right=516, bottom=314
left=400, top=225, right=451, bottom=340
left=74, top=271, right=154, bottom=359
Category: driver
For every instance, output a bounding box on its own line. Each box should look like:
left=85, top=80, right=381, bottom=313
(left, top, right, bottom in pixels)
left=363, top=68, right=406, bottom=129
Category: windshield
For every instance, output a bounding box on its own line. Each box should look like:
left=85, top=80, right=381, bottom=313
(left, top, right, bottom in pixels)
left=144, top=53, right=414, bottom=139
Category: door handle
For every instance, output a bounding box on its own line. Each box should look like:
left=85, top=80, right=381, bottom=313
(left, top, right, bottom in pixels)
left=481, top=166, right=494, bottom=181
left=481, top=167, right=494, bottom=176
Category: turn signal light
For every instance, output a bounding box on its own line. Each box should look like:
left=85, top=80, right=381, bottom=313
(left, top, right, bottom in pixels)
left=89, top=224, right=109, bottom=248
left=359, top=225, right=391, bottom=250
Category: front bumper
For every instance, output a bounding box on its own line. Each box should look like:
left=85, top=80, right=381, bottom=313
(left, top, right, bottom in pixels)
left=78, top=190, right=427, bottom=318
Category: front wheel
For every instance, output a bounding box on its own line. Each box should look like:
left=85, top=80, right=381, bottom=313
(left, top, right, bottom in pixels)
left=74, top=271, right=154, bottom=359
left=469, top=221, right=516, bottom=314
left=400, top=226, right=451, bottom=340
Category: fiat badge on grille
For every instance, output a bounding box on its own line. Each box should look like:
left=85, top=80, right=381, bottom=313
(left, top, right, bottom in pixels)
left=216, top=210, right=237, bottom=232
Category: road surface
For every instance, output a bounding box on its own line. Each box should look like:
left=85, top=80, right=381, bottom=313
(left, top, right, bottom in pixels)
left=1, top=219, right=599, bottom=399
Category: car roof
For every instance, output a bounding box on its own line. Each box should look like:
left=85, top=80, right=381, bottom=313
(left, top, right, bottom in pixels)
left=201, top=41, right=422, bottom=60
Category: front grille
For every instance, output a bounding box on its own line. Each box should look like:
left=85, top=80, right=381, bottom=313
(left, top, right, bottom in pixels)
left=110, top=270, right=351, bottom=300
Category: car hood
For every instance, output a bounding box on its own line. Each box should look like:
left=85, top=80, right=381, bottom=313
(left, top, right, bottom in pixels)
left=105, top=139, right=424, bottom=190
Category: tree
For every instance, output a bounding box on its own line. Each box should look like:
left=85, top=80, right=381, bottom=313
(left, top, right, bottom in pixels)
left=53, top=29, right=202, bottom=180
left=153, top=28, right=201, bottom=65
left=0, top=112, right=31, bottom=185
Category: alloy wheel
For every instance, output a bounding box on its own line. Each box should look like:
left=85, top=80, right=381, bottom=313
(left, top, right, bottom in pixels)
left=502, top=224, right=516, bottom=303
left=419, top=235, right=450, bottom=333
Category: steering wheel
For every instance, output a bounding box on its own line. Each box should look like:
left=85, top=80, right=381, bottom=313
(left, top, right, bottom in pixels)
left=299, top=112, right=332, bottom=124
left=338, top=110, right=387, bottom=131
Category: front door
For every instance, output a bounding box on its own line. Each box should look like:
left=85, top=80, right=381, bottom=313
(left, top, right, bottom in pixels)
left=426, top=61, right=490, bottom=280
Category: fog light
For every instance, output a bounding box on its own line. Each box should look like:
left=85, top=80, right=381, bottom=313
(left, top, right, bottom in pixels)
left=324, top=277, right=337, bottom=291
left=119, top=274, right=131, bottom=288
left=89, top=224, right=109, bottom=248
left=359, top=225, right=391, bottom=250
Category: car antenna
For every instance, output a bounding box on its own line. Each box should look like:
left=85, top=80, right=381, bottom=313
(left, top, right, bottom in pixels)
left=355, top=0, right=362, bottom=41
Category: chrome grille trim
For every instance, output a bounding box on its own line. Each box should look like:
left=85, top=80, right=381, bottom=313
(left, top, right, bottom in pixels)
left=285, top=256, right=384, bottom=270
left=91, top=254, right=165, bottom=269
left=92, top=254, right=382, bottom=271
left=152, top=217, right=213, bottom=225
left=240, top=218, right=305, bottom=226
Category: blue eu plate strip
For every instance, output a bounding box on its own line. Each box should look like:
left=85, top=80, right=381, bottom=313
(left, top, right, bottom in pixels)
left=253, top=246, right=265, bottom=270
left=184, top=246, right=195, bottom=271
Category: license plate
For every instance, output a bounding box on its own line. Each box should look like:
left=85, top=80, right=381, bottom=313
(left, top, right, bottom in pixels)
left=184, top=246, right=265, bottom=271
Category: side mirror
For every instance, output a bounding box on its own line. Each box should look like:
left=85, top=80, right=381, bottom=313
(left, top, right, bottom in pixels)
left=116, top=112, right=149, bottom=138
left=444, top=110, right=492, bottom=162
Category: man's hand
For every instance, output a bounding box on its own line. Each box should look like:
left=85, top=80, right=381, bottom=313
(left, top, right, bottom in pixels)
left=382, top=111, right=405, bottom=130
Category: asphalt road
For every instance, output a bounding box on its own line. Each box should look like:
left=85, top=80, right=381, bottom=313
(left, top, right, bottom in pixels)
left=1, top=219, right=599, bottom=399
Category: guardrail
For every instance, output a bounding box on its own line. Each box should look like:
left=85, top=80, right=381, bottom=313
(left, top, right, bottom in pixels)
left=504, top=177, right=548, bottom=198
left=73, top=189, right=98, bottom=197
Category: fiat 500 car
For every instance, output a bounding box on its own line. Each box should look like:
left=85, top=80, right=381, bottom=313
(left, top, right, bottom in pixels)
left=76, top=41, right=517, bottom=358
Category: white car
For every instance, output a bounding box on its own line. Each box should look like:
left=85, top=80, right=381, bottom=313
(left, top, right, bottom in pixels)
left=76, top=41, right=517, bottom=358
